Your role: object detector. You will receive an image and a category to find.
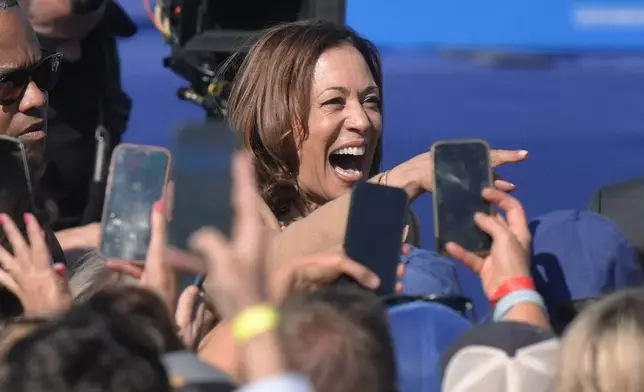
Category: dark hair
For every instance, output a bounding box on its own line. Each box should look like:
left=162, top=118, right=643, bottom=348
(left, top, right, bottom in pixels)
left=87, top=286, right=184, bottom=353
left=0, top=302, right=170, bottom=392
left=0, top=0, right=18, bottom=9
left=279, top=285, right=397, bottom=392
left=70, top=0, right=105, bottom=14
left=227, top=20, right=383, bottom=219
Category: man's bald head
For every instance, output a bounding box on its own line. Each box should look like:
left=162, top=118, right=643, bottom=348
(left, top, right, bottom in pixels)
left=20, top=0, right=106, bottom=61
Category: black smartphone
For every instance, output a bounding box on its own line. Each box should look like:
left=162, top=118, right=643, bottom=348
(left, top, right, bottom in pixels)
left=99, top=144, right=171, bottom=262
left=168, top=121, right=236, bottom=251
left=0, top=136, right=34, bottom=230
left=431, top=139, right=493, bottom=255
left=343, top=182, right=409, bottom=297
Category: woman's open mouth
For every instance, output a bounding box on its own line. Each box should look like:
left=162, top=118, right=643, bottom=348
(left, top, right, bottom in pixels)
left=329, top=145, right=367, bottom=182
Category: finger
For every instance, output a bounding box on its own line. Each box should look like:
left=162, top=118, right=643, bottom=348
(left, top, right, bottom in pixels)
left=24, top=214, right=51, bottom=268
left=473, top=212, right=511, bottom=240
left=164, top=247, right=205, bottom=274
left=495, top=213, right=508, bottom=227
left=104, top=260, right=144, bottom=279
left=395, top=282, right=404, bottom=294
left=52, top=263, right=71, bottom=294
left=445, top=241, right=485, bottom=274
left=0, top=268, right=19, bottom=295
left=493, top=179, right=516, bottom=192
left=338, top=258, right=380, bottom=289
left=189, top=228, right=232, bottom=275
left=231, top=152, right=263, bottom=263
left=396, top=263, right=407, bottom=279
left=0, top=214, right=30, bottom=259
left=0, top=244, right=18, bottom=272
left=164, top=180, right=175, bottom=222
left=176, top=285, right=200, bottom=328
left=401, top=243, right=411, bottom=256
left=146, top=201, right=167, bottom=266
left=490, top=149, right=528, bottom=167
left=481, top=188, right=530, bottom=243
left=52, top=263, right=66, bottom=278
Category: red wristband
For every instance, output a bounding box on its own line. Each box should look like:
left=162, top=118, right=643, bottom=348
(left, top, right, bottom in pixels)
left=489, top=277, right=536, bottom=306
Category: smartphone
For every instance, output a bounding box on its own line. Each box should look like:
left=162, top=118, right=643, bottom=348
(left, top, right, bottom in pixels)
left=0, top=136, right=34, bottom=223
left=99, top=144, right=171, bottom=262
left=168, top=121, right=236, bottom=251
left=431, top=139, right=493, bottom=255
left=343, top=182, right=409, bottom=297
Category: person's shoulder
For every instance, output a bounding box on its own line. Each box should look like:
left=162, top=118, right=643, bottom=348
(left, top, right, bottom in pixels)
left=101, top=1, right=137, bottom=38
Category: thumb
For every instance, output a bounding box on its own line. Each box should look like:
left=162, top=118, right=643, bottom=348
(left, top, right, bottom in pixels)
left=176, top=285, right=200, bottom=328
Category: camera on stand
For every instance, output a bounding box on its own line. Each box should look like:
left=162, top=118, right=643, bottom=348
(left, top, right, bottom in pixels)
left=159, top=0, right=346, bottom=119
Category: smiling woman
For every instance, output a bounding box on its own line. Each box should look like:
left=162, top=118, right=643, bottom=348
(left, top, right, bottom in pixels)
left=226, top=21, right=528, bottom=271
left=228, top=21, right=383, bottom=221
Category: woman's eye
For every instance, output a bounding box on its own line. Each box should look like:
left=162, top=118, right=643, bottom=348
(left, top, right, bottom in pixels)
left=322, top=97, right=345, bottom=106
left=364, top=96, right=381, bottom=106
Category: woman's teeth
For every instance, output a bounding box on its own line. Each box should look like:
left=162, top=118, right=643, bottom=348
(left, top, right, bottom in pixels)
left=332, top=145, right=366, bottom=156
left=334, top=166, right=362, bottom=178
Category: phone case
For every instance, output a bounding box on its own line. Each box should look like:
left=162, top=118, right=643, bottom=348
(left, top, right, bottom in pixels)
left=0, top=136, right=33, bottom=204
left=99, top=143, right=172, bottom=262
left=430, top=139, right=493, bottom=256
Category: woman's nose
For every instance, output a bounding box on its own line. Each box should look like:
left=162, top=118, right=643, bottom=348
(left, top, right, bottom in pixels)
left=345, top=103, right=371, bottom=133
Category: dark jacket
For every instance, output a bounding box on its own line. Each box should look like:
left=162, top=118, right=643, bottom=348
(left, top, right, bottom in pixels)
left=42, top=2, right=136, bottom=230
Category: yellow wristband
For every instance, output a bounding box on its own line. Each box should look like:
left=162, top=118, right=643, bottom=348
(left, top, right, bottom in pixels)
left=232, top=304, right=280, bottom=343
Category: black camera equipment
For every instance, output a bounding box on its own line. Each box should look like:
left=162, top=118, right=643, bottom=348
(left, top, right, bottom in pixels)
left=160, top=0, right=346, bottom=119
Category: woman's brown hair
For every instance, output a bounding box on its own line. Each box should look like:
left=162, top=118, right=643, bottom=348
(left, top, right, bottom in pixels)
left=227, top=20, right=383, bottom=219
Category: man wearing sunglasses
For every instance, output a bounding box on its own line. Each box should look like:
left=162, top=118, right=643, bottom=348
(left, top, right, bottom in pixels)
left=0, top=0, right=57, bottom=169
left=20, top=0, right=135, bottom=233
left=0, top=0, right=67, bottom=320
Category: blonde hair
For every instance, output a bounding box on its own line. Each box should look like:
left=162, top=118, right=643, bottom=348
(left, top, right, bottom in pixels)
left=557, top=288, right=644, bottom=392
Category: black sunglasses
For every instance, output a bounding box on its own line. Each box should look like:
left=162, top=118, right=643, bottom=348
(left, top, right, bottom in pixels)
left=0, top=52, right=62, bottom=106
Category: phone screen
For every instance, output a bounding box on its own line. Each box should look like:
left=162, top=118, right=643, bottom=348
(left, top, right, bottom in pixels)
left=168, top=121, right=236, bottom=251
left=344, top=182, right=409, bottom=296
left=100, top=145, right=170, bottom=261
left=433, top=140, right=492, bottom=255
left=0, top=136, right=33, bottom=214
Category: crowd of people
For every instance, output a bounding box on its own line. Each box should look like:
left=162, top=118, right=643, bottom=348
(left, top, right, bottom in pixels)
left=0, top=1, right=643, bottom=391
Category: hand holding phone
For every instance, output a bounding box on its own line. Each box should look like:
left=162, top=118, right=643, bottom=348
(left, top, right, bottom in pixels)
left=431, top=139, right=493, bottom=255
left=343, top=182, right=409, bottom=296
left=99, top=144, right=171, bottom=262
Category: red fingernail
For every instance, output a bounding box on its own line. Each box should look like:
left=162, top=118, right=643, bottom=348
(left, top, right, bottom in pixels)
left=23, top=213, right=31, bottom=224
left=154, top=200, right=164, bottom=213
left=53, top=264, right=66, bottom=277
left=0, top=214, right=5, bottom=225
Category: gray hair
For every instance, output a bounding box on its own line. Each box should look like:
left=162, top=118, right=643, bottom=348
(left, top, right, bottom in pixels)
left=65, top=249, right=137, bottom=303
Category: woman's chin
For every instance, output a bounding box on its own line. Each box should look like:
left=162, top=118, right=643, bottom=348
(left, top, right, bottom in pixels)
left=324, top=166, right=366, bottom=199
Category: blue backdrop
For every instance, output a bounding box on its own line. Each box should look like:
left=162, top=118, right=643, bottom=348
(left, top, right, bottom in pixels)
left=347, top=0, right=644, bottom=50
left=115, top=1, right=644, bottom=315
